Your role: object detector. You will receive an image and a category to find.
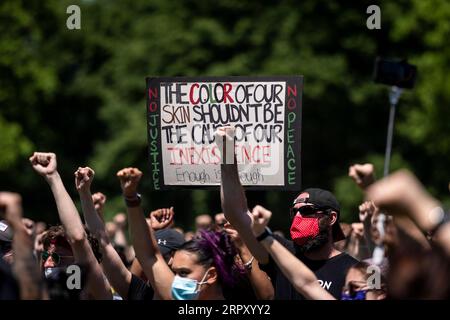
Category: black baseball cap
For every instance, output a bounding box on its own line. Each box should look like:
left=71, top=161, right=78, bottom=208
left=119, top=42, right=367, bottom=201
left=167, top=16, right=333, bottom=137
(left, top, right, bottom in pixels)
left=0, top=220, right=13, bottom=243
left=0, top=220, right=13, bottom=257
left=155, top=228, right=185, bottom=256
left=294, top=188, right=345, bottom=242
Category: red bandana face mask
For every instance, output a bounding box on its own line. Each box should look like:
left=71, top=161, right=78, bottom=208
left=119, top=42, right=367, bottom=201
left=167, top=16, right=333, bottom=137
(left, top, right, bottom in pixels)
left=290, top=214, right=320, bottom=246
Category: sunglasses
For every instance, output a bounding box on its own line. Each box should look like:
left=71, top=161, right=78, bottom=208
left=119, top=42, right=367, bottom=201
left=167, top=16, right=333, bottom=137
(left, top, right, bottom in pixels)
left=290, top=204, right=331, bottom=219
left=41, top=251, right=73, bottom=265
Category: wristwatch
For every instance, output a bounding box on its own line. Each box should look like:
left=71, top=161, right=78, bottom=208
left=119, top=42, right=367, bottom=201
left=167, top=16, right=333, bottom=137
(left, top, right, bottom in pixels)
left=124, top=193, right=142, bottom=207
left=256, top=227, right=273, bottom=242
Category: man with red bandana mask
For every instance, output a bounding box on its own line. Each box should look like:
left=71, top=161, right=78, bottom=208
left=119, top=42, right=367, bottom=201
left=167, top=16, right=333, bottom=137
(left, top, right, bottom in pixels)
left=290, top=188, right=346, bottom=252
left=216, top=127, right=358, bottom=299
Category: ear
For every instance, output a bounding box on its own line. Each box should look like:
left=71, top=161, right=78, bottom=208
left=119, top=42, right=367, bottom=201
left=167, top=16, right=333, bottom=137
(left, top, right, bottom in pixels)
left=329, top=211, right=338, bottom=226
left=205, top=267, right=218, bottom=285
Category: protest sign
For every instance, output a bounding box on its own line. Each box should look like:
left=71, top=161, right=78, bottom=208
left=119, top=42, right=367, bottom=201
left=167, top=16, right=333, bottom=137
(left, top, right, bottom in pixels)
left=147, top=76, right=302, bottom=190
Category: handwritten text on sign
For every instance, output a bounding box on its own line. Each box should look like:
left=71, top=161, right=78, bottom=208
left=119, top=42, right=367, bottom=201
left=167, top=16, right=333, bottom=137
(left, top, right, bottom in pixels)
left=146, top=77, right=302, bottom=189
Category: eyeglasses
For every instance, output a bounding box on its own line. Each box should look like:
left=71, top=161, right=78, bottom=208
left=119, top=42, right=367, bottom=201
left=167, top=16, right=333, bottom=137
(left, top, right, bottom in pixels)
left=41, top=251, right=73, bottom=266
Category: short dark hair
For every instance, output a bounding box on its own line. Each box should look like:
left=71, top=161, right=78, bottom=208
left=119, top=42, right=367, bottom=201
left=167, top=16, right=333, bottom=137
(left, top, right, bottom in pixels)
left=42, top=225, right=102, bottom=263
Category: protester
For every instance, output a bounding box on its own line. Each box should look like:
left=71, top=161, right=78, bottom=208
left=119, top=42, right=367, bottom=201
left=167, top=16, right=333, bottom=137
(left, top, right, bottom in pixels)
left=117, top=167, right=244, bottom=300
left=129, top=206, right=183, bottom=283
left=214, top=213, right=227, bottom=231
left=29, top=152, right=112, bottom=299
left=0, top=192, right=44, bottom=299
left=366, top=169, right=450, bottom=299
left=250, top=204, right=386, bottom=300
left=367, top=170, right=450, bottom=255
left=184, top=231, right=195, bottom=241
left=223, top=222, right=274, bottom=300
left=195, top=214, right=213, bottom=233
left=0, top=142, right=448, bottom=302
left=216, top=126, right=358, bottom=299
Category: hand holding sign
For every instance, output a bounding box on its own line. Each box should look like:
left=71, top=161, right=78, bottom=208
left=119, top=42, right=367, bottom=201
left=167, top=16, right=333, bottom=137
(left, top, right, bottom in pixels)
left=214, top=126, right=236, bottom=165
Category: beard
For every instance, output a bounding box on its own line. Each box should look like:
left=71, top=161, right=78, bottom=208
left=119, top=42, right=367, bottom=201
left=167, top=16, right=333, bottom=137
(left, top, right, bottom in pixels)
left=297, top=216, right=331, bottom=254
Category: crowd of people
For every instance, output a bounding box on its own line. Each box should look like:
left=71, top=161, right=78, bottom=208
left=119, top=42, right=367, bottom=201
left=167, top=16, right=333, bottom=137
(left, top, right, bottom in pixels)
left=1, top=127, right=449, bottom=300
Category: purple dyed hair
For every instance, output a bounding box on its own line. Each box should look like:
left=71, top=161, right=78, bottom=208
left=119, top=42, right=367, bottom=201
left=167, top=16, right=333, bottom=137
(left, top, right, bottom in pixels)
left=178, top=230, right=244, bottom=288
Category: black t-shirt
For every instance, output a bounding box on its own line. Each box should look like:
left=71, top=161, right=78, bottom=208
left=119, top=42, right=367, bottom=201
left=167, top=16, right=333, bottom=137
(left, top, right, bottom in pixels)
left=127, top=274, right=154, bottom=300
left=260, top=235, right=358, bottom=300
left=0, top=259, right=19, bottom=300
left=223, top=273, right=258, bottom=301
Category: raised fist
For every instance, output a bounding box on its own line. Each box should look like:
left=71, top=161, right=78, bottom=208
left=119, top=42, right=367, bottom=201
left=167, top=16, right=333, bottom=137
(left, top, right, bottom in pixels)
left=116, top=167, right=143, bottom=197
left=250, top=205, right=272, bottom=237
left=149, top=207, right=174, bottom=231
left=113, top=213, right=127, bottom=229
left=92, top=192, right=107, bottom=213
left=358, top=200, right=379, bottom=223
left=29, top=152, right=57, bottom=177
left=348, top=163, right=375, bottom=190
left=74, top=167, right=95, bottom=192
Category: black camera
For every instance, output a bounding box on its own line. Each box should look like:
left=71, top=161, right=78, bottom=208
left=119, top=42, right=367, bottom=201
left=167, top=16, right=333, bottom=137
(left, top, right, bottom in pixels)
left=373, top=57, right=417, bottom=89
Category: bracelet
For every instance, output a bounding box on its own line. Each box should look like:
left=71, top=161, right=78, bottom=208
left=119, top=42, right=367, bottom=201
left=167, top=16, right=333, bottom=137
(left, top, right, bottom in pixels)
left=243, top=256, right=254, bottom=270
left=124, top=193, right=141, bottom=207
left=256, top=227, right=273, bottom=242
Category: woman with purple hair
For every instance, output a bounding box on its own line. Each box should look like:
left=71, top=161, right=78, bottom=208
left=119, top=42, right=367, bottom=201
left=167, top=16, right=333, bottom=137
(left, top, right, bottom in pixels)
left=116, top=167, right=244, bottom=300
left=170, top=229, right=245, bottom=300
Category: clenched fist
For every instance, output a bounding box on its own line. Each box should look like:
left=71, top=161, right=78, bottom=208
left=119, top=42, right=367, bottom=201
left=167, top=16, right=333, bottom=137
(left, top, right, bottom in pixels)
left=29, top=152, right=58, bottom=178
left=251, top=205, right=272, bottom=237
left=75, top=167, right=95, bottom=192
left=149, top=207, right=174, bottom=231
left=113, top=213, right=127, bottom=229
left=116, top=167, right=143, bottom=197
left=348, top=163, right=375, bottom=190
left=92, top=192, right=107, bottom=214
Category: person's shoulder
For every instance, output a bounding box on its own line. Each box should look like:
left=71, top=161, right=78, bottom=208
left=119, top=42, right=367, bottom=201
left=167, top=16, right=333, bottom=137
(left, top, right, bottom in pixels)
left=333, top=252, right=359, bottom=266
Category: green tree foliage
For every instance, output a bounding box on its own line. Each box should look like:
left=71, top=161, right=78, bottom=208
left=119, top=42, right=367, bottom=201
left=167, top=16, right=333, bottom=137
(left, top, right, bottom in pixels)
left=1, top=0, right=449, bottom=231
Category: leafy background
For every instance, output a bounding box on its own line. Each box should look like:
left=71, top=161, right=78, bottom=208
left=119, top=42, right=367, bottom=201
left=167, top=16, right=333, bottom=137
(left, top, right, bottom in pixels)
left=1, top=0, right=449, bottom=235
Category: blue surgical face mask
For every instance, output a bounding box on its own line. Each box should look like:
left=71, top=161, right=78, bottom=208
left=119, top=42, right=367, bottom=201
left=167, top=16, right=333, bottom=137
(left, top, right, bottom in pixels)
left=171, top=271, right=209, bottom=300
left=341, top=290, right=367, bottom=300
